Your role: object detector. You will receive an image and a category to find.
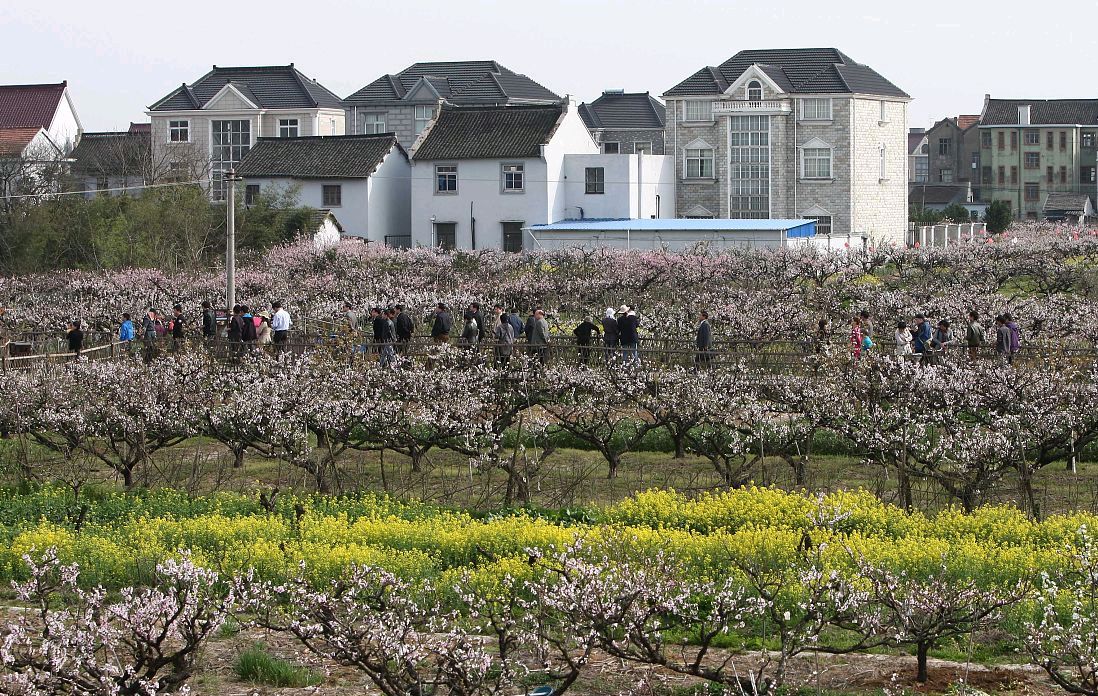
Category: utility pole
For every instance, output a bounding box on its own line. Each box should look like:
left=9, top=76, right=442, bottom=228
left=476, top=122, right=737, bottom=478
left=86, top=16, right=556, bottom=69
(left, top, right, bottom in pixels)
left=225, top=170, right=240, bottom=310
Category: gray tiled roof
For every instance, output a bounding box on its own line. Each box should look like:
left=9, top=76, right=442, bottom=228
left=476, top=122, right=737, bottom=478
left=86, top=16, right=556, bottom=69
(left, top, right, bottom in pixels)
left=344, top=60, right=559, bottom=106
left=909, top=184, right=968, bottom=206
left=70, top=131, right=151, bottom=175
left=981, top=99, right=1098, bottom=126
left=579, top=92, right=665, bottom=130
left=1044, top=192, right=1093, bottom=213
left=236, top=134, right=401, bottom=179
left=149, top=65, right=344, bottom=112
left=411, top=104, right=564, bottom=161
left=664, top=48, right=908, bottom=98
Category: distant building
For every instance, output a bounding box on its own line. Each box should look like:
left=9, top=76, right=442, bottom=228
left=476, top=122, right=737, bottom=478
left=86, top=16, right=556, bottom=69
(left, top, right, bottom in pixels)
left=343, top=61, right=560, bottom=147
left=924, top=114, right=982, bottom=197
left=908, top=182, right=986, bottom=219
left=1043, top=192, right=1094, bottom=224
left=978, top=97, right=1098, bottom=220
left=0, top=127, right=64, bottom=200
left=147, top=64, right=346, bottom=199
left=909, top=128, right=929, bottom=183
left=69, top=123, right=151, bottom=197
left=236, top=134, right=409, bottom=243
left=579, top=90, right=666, bottom=155
left=662, top=48, right=910, bottom=245
left=0, top=81, right=82, bottom=154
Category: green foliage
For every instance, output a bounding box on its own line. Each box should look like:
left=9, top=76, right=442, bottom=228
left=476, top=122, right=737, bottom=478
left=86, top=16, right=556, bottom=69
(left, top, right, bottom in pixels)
left=940, top=203, right=973, bottom=224
left=234, top=643, right=321, bottom=687
left=984, top=200, right=1013, bottom=233
left=909, top=203, right=943, bottom=225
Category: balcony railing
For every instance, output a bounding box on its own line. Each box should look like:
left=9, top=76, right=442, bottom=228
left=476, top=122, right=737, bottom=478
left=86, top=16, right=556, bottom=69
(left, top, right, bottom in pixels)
left=713, top=100, right=792, bottom=115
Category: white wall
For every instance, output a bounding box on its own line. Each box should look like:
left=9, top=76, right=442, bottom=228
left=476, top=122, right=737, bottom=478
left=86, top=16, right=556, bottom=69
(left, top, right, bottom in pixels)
left=49, top=88, right=82, bottom=154
left=366, top=149, right=411, bottom=243
left=249, top=177, right=370, bottom=235
left=543, top=100, right=599, bottom=223
left=532, top=228, right=792, bottom=251
left=410, top=158, right=550, bottom=249
left=562, top=154, right=675, bottom=220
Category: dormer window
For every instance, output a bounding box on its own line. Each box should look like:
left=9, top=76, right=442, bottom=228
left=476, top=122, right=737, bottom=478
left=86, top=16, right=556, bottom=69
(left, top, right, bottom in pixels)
left=747, top=81, right=763, bottom=102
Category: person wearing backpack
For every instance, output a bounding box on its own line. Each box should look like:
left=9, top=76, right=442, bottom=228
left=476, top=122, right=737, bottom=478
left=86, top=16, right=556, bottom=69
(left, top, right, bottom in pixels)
left=965, top=311, right=985, bottom=361
left=141, top=309, right=160, bottom=363
left=240, top=305, right=258, bottom=351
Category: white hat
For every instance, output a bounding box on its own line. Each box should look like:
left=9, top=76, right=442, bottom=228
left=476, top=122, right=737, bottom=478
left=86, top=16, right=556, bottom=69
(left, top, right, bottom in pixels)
left=618, top=305, right=629, bottom=314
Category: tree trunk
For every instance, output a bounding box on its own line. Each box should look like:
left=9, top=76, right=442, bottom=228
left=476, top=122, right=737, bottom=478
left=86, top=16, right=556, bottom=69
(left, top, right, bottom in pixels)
left=232, top=447, right=245, bottom=469
left=606, top=451, right=621, bottom=479
left=1017, top=462, right=1039, bottom=519
left=916, top=641, right=930, bottom=683
left=121, top=465, right=134, bottom=488
left=670, top=426, right=686, bottom=459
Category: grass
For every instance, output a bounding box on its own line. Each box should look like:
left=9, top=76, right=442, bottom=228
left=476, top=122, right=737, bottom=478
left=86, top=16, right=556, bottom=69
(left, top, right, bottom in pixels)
left=233, top=643, right=322, bottom=688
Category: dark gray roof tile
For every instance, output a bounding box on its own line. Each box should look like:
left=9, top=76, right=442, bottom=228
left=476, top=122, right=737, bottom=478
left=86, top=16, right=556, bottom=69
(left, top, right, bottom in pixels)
left=70, top=131, right=151, bottom=175
left=150, top=65, right=343, bottom=111
left=981, top=99, right=1098, bottom=126
left=412, top=104, right=564, bottom=160
left=236, top=134, right=401, bottom=179
left=578, top=92, right=665, bottom=130
left=345, top=60, right=559, bottom=106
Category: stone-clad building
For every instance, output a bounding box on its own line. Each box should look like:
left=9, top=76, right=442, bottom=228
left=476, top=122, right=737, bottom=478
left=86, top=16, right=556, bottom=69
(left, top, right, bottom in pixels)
left=662, top=48, right=909, bottom=245
left=579, top=90, right=666, bottom=154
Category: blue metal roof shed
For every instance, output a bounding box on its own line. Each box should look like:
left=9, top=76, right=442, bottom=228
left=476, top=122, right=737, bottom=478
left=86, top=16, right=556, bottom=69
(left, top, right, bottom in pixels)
left=527, top=218, right=817, bottom=250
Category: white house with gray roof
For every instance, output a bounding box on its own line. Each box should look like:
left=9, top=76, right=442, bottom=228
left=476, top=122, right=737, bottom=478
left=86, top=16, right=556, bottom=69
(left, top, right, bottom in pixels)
left=343, top=60, right=560, bottom=148
left=146, top=64, right=346, bottom=199
left=236, top=133, right=409, bottom=243
left=663, top=47, right=910, bottom=245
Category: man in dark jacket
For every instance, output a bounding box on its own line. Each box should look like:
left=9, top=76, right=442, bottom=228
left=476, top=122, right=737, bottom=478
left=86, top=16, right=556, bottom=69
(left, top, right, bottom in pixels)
left=601, top=307, right=619, bottom=361
left=170, top=304, right=185, bottom=352
left=201, top=301, right=217, bottom=341
left=912, top=313, right=932, bottom=354
left=617, top=306, right=640, bottom=365
left=573, top=316, right=601, bottom=365
left=507, top=309, right=524, bottom=339
left=469, top=302, right=486, bottom=347
left=431, top=303, right=452, bottom=344
left=394, top=304, right=414, bottom=353
left=66, top=320, right=83, bottom=357
left=371, top=307, right=387, bottom=352
left=695, top=311, right=712, bottom=370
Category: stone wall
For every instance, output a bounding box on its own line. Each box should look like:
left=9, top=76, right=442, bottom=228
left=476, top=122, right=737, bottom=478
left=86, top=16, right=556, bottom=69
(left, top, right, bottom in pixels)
left=851, top=98, right=908, bottom=246
left=590, top=128, right=665, bottom=154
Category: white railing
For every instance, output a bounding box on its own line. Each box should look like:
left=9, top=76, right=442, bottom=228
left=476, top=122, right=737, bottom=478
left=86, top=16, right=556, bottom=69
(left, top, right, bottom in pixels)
left=713, top=100, right=792, bottom=115
left=906, top=222, right=987, bottom=248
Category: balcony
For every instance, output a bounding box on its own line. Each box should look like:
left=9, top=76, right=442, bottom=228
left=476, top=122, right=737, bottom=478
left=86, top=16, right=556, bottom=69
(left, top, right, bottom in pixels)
left=713, top=100, right=791, bottom=116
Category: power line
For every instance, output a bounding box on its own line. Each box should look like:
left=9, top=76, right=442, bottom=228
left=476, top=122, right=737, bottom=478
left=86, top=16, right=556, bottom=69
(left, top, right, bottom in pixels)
left=1, top=178, right=208, bottom=200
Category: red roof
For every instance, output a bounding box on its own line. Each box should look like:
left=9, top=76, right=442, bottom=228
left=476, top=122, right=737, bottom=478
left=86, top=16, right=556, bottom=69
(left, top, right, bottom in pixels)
left=956, top=114, right=980, bottom=130
left=0, top=127, right=43, bottom=156
left=0, top=82, right=67, bottom=130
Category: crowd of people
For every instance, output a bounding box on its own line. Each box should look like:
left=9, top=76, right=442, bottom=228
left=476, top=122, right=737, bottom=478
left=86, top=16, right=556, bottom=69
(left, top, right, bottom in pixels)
left=845, top=309, right=1022, bottom=364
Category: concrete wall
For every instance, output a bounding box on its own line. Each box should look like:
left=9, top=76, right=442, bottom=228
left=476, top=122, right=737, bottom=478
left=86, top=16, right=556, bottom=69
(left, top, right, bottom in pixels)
left=49, top=88, right=82, bottom=155
left=562, top=154, right=675, bottom=219
left=589, top=127, right=665, bottom=155
left=544, top=102, right=600, bottom=225
left=248, top=177, right=370, bottom=235
left=366, top=149, right=411, bottom=242
left=348, top=105, right=419, bottom=146
left=850, top=97, right=908, bottom=246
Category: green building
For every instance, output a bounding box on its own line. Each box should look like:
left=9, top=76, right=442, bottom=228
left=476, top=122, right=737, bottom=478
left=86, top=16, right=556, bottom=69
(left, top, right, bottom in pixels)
left=978, top=98, right=1098, bottom=220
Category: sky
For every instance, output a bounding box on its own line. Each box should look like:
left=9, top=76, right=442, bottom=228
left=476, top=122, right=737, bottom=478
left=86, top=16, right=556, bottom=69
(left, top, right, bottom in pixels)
left=2, top=0, right=1095, bottom=131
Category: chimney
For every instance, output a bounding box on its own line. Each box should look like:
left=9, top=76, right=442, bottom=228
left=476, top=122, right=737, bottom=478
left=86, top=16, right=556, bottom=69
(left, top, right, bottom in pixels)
left=603, top=89, right=625, bottom=96
left=1018, top=105, right=1031, bottom=126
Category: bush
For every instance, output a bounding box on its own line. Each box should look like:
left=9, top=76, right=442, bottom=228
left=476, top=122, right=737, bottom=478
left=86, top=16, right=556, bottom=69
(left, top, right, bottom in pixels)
left=234, top=643, right=321, bottom=687
left=984, top=200, right=1013, bottom=233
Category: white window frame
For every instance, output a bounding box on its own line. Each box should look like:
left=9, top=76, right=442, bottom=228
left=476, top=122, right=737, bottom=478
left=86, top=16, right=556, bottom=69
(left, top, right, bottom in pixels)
left=435, top=163, right=457, bottom=194
left=800, top=143, right=833, bottom=179
left=879, top=144, right=888, bottom=181
left=278, top=118, right=299, bottom=138
left=363, top=113, right=386, bottom=134
left=414, top=105, right=436, bottom=135
left=501, top=163, right=524, bottom=193
left=168, top=120, right=189, bottom=143
left=878, top=100, right=889, bottom=124
left=685, top=147, right=714, bottom=179
left=746, top=81, right=763, bottom=102
left=602, top=141, right=620, bottom=154
left=683, top=100, right=713, bottom=122
left=799, top=98, right=832, bottom=121
left=804, top=215, right=832, bottom=236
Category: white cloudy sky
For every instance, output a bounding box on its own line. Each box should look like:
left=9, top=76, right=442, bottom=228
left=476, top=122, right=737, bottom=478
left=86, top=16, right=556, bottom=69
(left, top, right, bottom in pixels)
left=2, top=0, right=1093, bottom=130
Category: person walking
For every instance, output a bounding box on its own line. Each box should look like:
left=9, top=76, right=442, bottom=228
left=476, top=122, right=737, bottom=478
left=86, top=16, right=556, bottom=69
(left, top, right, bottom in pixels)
left=573, top=315, right=601, bottom=365
left=995, top=315, right=1012, bottom=364
left=695, top=311, right=712, bottom=370
left=507, top=308, right=524, bottom=341
left=528, top=309, right=551, bottom=365
left=911, top=313, right=932, bottom=355
left=270, top=301, right=291, bottom=350
left=469, top=303, right=486, bottom=348
left=256, top=313, right=273, bottom=346
left=370, top=307, right=387, bottom=353
left=894, top=321, right=913, bottom=357
left=493, top=313, right=514, bottom=367
left=344, top=302, right=360, bottom=332
left=66, top=320, right=83, bottom=358
left=601, top=307, right=619, bottom=361
left=1004, top=312, right=1021, bottom=361
left=394, top=304, right=414, bottom=354
left=169, top=304, right=185, bottom=353
left=965, top=311, right=985, bottom=360
left=379, top=308, right=397, bottom=367
left=431, top=303, right=453, bottom=345
left=240, top=305, right=258, bottom=352
left=849, top=316, right=864, bottom=360
left=618, top=306, right=640, bottom=365
left=459, top=312, right=479, bottom=352
left=119, top=313, right=135, bottom=356
left=201, top=301, right=217, bottom=343
left=226, top=305, right=243, bottom=361
left=141, top=309, right=161, bottom=363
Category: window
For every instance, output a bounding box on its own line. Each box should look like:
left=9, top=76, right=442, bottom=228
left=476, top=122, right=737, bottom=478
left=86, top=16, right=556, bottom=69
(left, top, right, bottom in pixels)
left=1024, top=152, right=1040, bottom=169
left=635, top=141, right=652, bottom=154
left=982, top=166, right=992, bottom=184
left=1046, top=131, right=1054, bottom=149
left=211, top=119, right=251, bottom=201
left=997, top=132, right=1005, bottom=150
left=168, top=120, right=189, bottom=142
left=938, top=138, right=952, bottom=156
left=322, top=184, right=342, bottom=207
left=970, top=152, right=979, bottom=169
left=805, top=215, right=832, bottom=235
left=801, top=146, right=832, bottom=179
left=244, top=184, right=259, bottom=205
left=501, top=163, right=524, bottom=192
left=1082, top=166, right=1097, bottom=183
left=879, top=145, right=888, bottom=180
left=96, top=176, right=109, bottom=195
left=683, top=101, right=712, bottom=122
left=728, top=115, right=770, bottom=218
left=1025, top=130, right=1039, bottom=146
left=997, top=166, right=1005, bottom=185
left=1084, top=132, right=1095, bottom=148
left=278, top=118, right=299, bottom=138
left=1047, top=166, right=1054, bottom=184
left=1010, top=131, right=1018, bottom=150
left=939, top=168, right=953, bottom=183
left=685, top=147, right=714, bottom=178
left=1010, top=166, right=1018, bottom=184
left=435, top=222, right=456, bottom=250
left=746, top=80, right=762, bottom=102
left=1060, top=166, right=1068, bottom=184
left=800, top=98, right=832, bottom=120
left=981, top=132, right=991, bottom=148
left=435, top=164, right=457, bottom=193
left=363, top=113, right=386, bottom=134
left=879, top=100, right=888, bottom=122
left=914, top=158, right=929, bottom=182
left=921, top=143, right=929, bottom=154
left=414, top=105, right=435, bottom=135
left=1061, top=131, right=1068, bottom=150
left=502, top=221, right=523, bottom=253
left=602, top=141, right=620, bottom=154
left=970, top=209, right=980, bottom=221
left=584, top=167, right=605, bottom=194
left=1024, top=183, right=1040, bottom=201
